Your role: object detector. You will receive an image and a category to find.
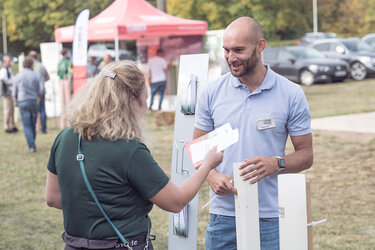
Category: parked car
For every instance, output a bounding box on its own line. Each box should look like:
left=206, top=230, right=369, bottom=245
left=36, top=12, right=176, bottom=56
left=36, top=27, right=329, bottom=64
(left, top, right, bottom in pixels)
left=263, top=46, right=349, bottom=86
left=310, top=38, right=375, bottom=80
left=88, top=44, right=135, bottom=61
left=297, top=32, right=338, bottom=45
left=362, top=33, right=375, bottom=50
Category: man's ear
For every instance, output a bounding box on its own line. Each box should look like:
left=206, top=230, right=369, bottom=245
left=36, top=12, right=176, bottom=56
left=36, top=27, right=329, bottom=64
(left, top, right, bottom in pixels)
left=258, top=38, right=267, bottom=52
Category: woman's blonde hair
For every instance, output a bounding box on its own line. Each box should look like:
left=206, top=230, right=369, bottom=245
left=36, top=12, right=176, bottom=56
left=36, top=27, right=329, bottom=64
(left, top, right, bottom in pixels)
left=66, top=60, right=146, bottom=141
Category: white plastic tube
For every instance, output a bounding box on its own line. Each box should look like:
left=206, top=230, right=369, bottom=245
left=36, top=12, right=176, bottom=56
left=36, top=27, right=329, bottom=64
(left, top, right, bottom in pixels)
left=278, top=174, right=308, bottom=250
left=233, top=163, right=260, bottom=250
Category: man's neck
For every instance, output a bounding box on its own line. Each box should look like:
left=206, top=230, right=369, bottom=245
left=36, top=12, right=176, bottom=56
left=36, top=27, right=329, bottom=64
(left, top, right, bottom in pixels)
left=239, top=64, right=267, bottom=92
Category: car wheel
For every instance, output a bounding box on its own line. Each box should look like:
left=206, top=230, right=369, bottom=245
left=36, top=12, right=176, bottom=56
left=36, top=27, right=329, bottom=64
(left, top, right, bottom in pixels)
left=350, top=62, right=367, bottom=80
left=299, top=69, right=314, bottom=86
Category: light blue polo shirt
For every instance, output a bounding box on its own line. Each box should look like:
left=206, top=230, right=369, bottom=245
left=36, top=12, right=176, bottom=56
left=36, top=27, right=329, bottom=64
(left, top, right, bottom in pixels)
left=195, top=65, right=311, bottom=218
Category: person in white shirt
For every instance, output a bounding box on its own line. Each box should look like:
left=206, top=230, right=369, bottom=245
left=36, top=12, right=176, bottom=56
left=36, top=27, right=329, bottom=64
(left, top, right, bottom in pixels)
left=0, top=55, right=18, bottom=133
left=147, top=49, right=168, bottom=111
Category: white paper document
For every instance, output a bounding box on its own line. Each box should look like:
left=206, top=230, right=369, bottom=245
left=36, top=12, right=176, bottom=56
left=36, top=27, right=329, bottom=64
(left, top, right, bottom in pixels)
left=186, top=123, right=239, bottom=167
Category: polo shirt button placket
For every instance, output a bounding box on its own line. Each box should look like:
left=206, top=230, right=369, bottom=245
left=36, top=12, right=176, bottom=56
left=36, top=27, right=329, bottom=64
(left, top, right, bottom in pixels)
left=244, top=95, right=252, bottom=112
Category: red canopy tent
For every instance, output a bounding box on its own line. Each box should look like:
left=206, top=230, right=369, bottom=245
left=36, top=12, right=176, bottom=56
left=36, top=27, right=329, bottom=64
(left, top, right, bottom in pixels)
left=54, top=0, right=207, bottom=43
left=54, top=0, right=207, bottom=94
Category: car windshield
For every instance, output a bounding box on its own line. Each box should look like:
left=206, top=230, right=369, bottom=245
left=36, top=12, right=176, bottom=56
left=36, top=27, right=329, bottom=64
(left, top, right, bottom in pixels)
left=341, top=40, right=372, bottom=52
left=287, top=47, right=325, bottom=59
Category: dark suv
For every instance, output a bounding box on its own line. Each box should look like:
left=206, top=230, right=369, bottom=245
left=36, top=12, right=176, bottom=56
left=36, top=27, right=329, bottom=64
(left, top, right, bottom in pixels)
left=263, top=46, right=348, bottom=85
left=310, top=38, right=375, bottom=80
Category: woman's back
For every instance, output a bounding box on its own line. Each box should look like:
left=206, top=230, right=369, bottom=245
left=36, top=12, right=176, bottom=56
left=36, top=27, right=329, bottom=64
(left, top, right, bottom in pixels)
left=48, top=128, right=169, bottom=239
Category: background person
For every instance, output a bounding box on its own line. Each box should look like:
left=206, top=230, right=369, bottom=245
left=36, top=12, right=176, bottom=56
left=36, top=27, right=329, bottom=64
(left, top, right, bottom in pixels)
left=45, top=61, right=224, bottom=250
left=98, top=54, right=112, bottom=72
left=87, top=56, right=99, bottom=78
left=13, top=56, right=44, bottom=153
left=137, top=54, right=151, bottom=90
left=0, top=55, right=18, bottom=133
left=29, top=50, right=50, bottom=133
left=194, top=16, right=313, bottom=250
left=58, top=48, right=72, bottom=129
left=147, top=49, right=168, bottom=111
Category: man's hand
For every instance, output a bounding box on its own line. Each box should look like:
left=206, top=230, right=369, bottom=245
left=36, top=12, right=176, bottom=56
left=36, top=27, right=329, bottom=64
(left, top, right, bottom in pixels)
left=239, top=156, right=279, bottom=184
left=207, top=170, right=237, bottom=196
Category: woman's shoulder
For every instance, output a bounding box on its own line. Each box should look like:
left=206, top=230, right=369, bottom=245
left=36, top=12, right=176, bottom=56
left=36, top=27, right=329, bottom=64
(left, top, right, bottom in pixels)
left=115, top=139, right=148, bottom=151
left=101, top=138, right=149, bottom=156
left=54, top=127, right=74, bottom=141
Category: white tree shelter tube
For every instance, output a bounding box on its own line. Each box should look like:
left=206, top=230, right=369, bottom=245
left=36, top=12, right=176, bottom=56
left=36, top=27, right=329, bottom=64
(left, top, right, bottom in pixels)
left=278, top=174, right=308, bottom=250
left=233, top=162, right=260, bottom=250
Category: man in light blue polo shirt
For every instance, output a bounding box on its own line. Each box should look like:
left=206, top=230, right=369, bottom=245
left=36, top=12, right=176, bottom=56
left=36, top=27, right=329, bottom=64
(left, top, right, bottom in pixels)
left=194, top=17, right=313, bottom=250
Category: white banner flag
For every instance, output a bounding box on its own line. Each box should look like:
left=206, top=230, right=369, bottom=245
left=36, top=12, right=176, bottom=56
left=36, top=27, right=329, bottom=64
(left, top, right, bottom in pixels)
left=72, top=9, right=90, bottom=93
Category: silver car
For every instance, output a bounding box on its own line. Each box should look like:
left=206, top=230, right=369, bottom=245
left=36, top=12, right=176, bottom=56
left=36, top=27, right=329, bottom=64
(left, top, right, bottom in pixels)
left=310, top=38, right=375, bottom=80
left=87, top=44, right=135, bottom=61
left=362, top=33, right=375, bottom=50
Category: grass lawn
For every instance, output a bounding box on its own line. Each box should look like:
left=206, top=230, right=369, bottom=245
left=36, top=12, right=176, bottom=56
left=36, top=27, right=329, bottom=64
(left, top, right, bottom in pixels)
left=0, top=78, right=374, bottom=249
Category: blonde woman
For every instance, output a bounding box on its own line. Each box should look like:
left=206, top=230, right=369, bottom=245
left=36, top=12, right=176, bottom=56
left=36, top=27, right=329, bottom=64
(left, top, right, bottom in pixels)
left=45, top=61, right=223, bottom=250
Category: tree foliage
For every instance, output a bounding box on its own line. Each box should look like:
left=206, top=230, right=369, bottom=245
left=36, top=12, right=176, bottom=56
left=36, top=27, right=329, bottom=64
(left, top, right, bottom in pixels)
left=318, top=0, right=367, bottom=36
left=1, top=0, right=375, bottom=53
left=167, top=0, right=314, bottom=40
left=2, top=0, right=113, bottom=50
left=168, top=0, right=375, bottom=40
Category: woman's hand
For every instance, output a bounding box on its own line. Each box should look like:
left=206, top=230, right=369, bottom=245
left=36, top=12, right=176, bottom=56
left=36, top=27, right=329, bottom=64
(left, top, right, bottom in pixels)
left=201, top=146, right=223, bottom=170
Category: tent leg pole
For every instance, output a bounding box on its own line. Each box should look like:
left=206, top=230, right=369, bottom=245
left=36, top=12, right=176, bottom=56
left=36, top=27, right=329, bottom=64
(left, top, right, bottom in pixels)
left=115, top=32, right=119, bottom=62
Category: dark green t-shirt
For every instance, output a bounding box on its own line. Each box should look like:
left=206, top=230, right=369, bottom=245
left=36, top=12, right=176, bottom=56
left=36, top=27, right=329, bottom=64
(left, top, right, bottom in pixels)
left=47, top=128, right=169, bottom=239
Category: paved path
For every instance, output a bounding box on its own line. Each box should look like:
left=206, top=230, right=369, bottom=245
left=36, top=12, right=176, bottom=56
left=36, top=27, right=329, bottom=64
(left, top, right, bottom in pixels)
left=311, top=112, right=375, bottom=133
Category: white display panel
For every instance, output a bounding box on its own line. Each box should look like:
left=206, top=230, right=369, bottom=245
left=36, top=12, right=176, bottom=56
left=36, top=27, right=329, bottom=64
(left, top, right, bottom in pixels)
left=233, top=162, right=260, bottom=250
left=168, top=54, right=209, bottom=250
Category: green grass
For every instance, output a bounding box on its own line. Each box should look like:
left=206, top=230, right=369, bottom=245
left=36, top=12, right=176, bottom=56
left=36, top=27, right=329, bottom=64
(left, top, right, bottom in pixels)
left=0, top=78, right=374, bottom=249
left=302, top=78, right=375, bottom=118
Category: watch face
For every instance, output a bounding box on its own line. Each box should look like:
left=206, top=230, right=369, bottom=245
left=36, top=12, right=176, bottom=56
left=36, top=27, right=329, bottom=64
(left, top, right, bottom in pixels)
left=278, top=157, right=286, bottom=168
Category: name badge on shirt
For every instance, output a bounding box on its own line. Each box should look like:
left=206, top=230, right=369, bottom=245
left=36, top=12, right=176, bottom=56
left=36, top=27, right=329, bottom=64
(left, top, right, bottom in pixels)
left=257, top=117, right=276, bottom=130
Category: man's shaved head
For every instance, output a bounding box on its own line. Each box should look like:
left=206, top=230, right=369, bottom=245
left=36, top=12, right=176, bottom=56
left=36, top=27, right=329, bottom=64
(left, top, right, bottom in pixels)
left=225, top=16, right=264, bottom=43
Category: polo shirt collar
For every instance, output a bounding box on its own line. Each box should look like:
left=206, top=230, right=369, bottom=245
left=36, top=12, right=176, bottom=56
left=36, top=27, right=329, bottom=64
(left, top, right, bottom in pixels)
left=230, top=64, right=277, bottom=93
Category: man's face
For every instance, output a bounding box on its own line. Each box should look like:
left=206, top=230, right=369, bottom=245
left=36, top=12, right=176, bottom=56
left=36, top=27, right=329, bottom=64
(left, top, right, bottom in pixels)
left=104, top=55, right=112, bottom=63
left=223, top=29, right=260, bottom=78
left=3, top=56, right=11, bottom=67
left=225, top=45, right=258, bottom=78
